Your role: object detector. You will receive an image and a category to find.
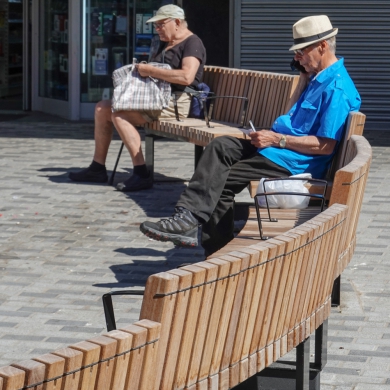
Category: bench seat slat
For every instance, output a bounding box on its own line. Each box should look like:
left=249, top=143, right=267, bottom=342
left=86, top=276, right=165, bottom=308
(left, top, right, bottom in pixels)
left=172, top=266, right=206, bottom=390
left=197, top=259, right=230, bottom=382
left=68, top=341, right=101, bottom=390
left=158, top=268, right=193, bottom=390
left=185, top=262, right=218, bottom=388
left=119, top=323, right=148, bottom=390
left=209, top=255, right=242, bottom=376
left=102, top=330, right=133, bottom=390
left=52, top=347, right=83, bottom=390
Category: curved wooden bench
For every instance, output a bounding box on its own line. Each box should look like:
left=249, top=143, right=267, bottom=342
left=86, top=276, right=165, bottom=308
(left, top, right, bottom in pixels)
left=213, top=134, right=372, bottom=308
left=0, top=204, right=348, bottom=390
left=142, top=66, right=298, bottom=176
left=214, top=135, right=371, bottom=255
left=0, top=131, right=371, bottom=389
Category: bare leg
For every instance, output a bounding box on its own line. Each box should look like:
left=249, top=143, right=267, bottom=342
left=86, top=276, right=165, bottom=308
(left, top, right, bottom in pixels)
left=111, top=110, right=148, bottom=166
left=93, top=100, right=114, bottom=165
left=69, top=104, right=151, bottom=189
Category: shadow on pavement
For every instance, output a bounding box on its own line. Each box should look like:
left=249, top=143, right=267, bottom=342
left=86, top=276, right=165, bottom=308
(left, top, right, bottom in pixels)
left=93, top=249, right=204, bottom=289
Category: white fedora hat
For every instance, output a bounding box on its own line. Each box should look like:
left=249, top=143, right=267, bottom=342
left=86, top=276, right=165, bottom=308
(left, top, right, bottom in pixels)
left=289, top=15, right=338, bottom=51
left=146, top=4, right=185, bottom=23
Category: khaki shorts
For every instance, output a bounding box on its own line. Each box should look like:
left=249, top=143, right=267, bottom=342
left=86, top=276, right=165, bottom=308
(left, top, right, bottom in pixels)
left=139, top=92, right=192, bottom=123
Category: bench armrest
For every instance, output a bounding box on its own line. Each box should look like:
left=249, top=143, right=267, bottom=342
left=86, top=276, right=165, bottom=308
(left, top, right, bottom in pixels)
left=202, top=95, right=249, bottom=128
left=102, top=290, right=145, bottom=332
left=254, top=177, right=328, bottom=240
left=172, top=91, right=249, bottom=128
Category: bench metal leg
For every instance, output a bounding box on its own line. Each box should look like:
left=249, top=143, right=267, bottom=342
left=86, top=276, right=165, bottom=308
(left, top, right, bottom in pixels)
left=145, top=134, right=155, bottom=180
left=296, top=337, right=310, bottom=390
left=314, top=319, right=328, bottom=370
left=109, top=142, right=124, bottom=186
left=331, top=276, right=341, bottom=307
left=194, top=145, right=204, bottom=169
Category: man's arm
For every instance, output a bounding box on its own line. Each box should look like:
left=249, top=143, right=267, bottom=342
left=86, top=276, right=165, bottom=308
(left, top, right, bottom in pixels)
left=136, top=56, right=201, bottom=86
left=248, top=130, right=337, bottom=155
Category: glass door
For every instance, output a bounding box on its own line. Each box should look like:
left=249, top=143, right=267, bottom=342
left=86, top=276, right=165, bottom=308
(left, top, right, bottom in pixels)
left=80, top=0, right=173, bottom=105
left=0, top=0, right=24, bottom=110
left=39, top=0, right=69, bottom=101
left=80, top=0, right=131, bottom=103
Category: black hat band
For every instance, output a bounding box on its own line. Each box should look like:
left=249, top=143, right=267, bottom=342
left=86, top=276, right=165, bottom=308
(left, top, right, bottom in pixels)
left=293, top=28, right=334, bottom=45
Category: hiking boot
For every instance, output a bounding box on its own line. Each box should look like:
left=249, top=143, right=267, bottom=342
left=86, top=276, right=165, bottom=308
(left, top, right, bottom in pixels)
left=140, top=207, right=199, bottom=247
left=69, top=166, right=108, bottom=183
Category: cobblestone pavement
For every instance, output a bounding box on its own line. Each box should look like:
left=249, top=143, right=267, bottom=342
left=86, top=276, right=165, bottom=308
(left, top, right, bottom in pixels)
left=0, top=112, right=389, bottom=388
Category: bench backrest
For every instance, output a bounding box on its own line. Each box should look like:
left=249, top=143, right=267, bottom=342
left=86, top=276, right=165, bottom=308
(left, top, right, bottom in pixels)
left=203, top=66, right=298, bottom=127
left=0, top=205, right=348, bottom=390
left=248, top=110, right=366, bottom=198
left=329, top=134, right=372, bottom=275
left=326, top=111, right=366, bottom=180
left=138, top=204, right=348, bottom=390
left=0, top=319, right=162, bottom=390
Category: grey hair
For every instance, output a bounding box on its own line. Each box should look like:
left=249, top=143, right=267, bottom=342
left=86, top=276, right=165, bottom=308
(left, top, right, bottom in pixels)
left=326, top=36, right=336, bottom=53
left=178, top=19, right=188, bottom=28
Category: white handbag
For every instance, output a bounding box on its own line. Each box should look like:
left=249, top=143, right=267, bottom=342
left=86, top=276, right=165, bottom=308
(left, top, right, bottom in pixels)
left=111, top=62, right=172, bottom=112
left=256, top=173, right=312, bottom=209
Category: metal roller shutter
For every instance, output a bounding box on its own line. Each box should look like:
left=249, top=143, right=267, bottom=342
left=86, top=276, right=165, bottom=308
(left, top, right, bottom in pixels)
left=233, top=0, right=390, bottom=131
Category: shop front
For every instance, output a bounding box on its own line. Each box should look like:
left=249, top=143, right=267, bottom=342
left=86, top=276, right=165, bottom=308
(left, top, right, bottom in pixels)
left=31, top=0, right=181, bottom=120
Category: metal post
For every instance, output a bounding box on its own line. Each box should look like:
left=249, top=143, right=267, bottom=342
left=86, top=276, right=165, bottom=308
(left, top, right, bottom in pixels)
left=296, top=337, right=310, bottom=390
left=332, top=275, right=341, bottom=307
left=314, top=319, right=328, bottom=370
left=23, top=0, right=31, bottom=110
left=194, top=145, right=204, bottom=169
left=145, top=134, right=155, bottom=180
left=109, top=141, right=124, bottom=185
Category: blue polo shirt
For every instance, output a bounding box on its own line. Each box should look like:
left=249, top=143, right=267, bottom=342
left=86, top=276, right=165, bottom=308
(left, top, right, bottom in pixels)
left=259, top=58, right=361, bottom=178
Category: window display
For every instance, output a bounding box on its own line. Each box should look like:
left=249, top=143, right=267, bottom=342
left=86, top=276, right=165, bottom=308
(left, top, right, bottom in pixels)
left=80, top=0, right=173, bottom=104
left=39, top=0, right=68, bottom=100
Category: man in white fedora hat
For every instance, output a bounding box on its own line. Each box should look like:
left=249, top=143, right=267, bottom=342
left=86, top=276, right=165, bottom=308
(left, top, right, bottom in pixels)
left=140, top=15, right=361, bottom=256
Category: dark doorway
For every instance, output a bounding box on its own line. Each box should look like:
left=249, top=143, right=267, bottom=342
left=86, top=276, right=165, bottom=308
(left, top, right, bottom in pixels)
left=0, top=0, right=31, bottom=111
left=183, top=0, right=229, bottom=67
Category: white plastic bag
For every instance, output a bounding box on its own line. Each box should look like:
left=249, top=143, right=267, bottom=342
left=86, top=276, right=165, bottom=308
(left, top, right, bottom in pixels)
left=256, top=173, right=312, bottom=209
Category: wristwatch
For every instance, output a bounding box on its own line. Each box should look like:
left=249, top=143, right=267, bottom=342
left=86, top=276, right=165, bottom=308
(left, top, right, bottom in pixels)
left=279, top=135, right=287, bottom=149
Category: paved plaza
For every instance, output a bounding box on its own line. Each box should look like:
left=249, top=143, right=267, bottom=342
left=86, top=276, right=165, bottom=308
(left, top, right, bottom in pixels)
left=0, top=111, right=389, bottom=389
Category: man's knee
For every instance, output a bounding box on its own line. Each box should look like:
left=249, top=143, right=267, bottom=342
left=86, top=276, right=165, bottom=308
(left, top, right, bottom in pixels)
left=205, top=136, right=241, bottom=157
left=209, top=135, right=237, bottom=149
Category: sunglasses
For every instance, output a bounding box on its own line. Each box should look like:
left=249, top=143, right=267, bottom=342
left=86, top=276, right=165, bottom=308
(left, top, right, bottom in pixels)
left=294, top=42, right=319, bottom=56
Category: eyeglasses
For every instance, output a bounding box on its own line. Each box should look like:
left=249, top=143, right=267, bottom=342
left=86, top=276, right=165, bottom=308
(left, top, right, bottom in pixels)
left=153, top=19, right=174, bottom=29
left=294, top=42, right=320, bottom=56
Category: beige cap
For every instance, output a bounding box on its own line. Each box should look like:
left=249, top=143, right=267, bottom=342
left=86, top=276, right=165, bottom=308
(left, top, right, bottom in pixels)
left=146, top=4, right=185, bottom=23
left=289, top=15, right=338, bottom=51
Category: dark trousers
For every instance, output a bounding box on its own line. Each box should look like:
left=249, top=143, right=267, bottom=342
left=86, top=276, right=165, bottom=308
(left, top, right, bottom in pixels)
left=176, top=136, right=291, bottom=255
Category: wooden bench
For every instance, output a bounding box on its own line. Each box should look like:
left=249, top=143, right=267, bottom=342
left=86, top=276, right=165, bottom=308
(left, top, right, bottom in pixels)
left=215, top=134, right=372, bottom=305
left=0, top=135, right=372, bottom=390
left=0, top=204, right=348, bottom=390
left=141, top=66, right=299, bottom=179
left=111, top=65, right=365, bottom=210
